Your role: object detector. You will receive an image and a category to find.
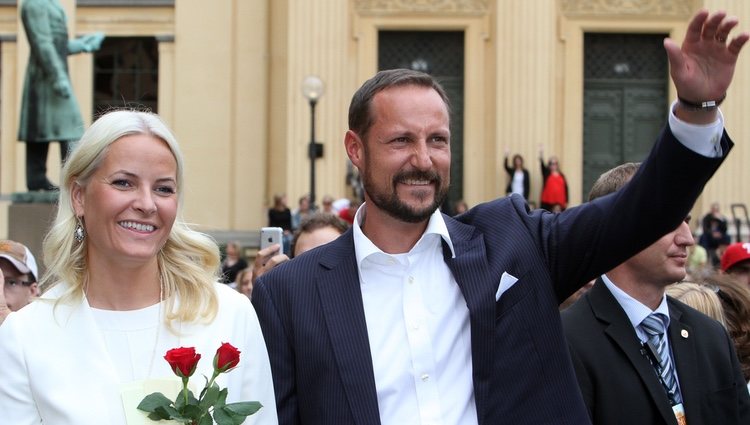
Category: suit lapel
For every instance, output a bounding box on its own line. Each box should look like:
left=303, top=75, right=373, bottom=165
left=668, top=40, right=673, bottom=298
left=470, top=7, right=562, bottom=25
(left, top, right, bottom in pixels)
left=443, top=217, right=496, bottom=420
left=667, top=303, right=699, bottom=420
left=316, top=234, right=381, bottom=425
left=588, top=281, right=678, bottom=424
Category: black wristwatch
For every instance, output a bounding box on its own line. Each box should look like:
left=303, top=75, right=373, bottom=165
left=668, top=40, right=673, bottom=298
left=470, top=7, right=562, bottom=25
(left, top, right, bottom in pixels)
left=677, top=93, right=726, bottom=111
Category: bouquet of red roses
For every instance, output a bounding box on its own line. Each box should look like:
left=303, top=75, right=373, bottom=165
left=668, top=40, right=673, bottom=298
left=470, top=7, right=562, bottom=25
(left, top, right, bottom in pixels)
left=138, top=342, right=262, bottom=425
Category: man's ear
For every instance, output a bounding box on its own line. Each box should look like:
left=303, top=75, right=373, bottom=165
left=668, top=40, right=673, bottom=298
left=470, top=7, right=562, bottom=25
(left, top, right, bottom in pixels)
left=29, top=283, right=39, bottom=297
left=345, top=130, right=364, bottom=169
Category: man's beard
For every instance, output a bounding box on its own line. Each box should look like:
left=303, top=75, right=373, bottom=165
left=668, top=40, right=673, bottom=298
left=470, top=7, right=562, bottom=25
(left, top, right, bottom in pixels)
left=363, top=167, right=449, bottom=223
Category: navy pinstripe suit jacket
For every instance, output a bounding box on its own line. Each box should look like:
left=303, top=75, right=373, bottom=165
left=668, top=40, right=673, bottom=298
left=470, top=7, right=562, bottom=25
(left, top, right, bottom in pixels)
left=252, top=125, right=731, bottom=425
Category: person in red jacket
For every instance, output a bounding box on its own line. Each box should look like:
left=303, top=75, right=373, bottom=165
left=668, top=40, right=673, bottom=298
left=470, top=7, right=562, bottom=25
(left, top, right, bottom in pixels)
left=539, top=146, right=568, bottom=212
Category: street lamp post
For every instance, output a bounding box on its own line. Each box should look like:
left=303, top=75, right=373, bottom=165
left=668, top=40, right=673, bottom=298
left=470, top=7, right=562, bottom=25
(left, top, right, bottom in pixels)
left=302, top=75, right=324, bottom=211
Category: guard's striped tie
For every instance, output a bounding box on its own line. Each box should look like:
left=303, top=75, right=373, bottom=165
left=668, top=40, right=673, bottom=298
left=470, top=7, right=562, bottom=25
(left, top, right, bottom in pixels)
left=640, top=313, right=682, bottom=404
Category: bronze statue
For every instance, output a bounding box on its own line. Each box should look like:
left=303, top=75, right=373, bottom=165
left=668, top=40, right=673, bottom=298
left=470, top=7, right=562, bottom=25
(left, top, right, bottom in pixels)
left=18, top=0, right=103, bottom=191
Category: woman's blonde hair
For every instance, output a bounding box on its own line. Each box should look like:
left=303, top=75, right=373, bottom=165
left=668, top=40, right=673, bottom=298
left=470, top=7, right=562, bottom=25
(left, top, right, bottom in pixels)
left=42, top=109, right=220, bottom=326
left=666, top=282, right=727, bottom=327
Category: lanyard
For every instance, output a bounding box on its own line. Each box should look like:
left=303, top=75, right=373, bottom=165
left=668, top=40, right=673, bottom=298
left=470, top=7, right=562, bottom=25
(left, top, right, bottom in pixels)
left=641, top=341, right=680, bottom=406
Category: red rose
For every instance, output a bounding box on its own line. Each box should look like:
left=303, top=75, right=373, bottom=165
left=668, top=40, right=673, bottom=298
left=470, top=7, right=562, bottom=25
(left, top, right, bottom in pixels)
left=140, top=342, right=261, bottom=423
left=214, top=342, right=241, bottom=372
left=164, top=347, right=201, bottom=378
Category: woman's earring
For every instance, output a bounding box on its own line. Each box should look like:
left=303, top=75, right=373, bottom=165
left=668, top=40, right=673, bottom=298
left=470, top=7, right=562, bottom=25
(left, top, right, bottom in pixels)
left=74, top=217, right=85, bottom=243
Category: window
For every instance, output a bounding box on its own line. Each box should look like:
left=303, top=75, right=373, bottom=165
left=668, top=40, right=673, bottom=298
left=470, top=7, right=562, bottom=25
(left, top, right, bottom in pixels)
left=93, top=37, right=158, bottom=114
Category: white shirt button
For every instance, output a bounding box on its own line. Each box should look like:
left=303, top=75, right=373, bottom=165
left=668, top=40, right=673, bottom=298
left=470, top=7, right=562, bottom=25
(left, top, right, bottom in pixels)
left=421, top=374, right=430, bottom=382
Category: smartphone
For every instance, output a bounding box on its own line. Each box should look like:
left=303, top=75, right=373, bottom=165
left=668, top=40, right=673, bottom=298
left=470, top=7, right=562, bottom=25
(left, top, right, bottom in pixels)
left=260, top=227, right=284, bottom=250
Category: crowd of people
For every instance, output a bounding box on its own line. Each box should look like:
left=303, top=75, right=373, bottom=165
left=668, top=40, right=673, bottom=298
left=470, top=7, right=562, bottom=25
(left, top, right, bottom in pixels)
left=2, top=8, right=750, bottom=425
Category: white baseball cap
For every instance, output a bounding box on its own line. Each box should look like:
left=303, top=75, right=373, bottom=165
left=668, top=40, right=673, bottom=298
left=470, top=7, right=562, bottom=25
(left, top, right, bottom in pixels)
left=0, top=240, right=38, bottom=282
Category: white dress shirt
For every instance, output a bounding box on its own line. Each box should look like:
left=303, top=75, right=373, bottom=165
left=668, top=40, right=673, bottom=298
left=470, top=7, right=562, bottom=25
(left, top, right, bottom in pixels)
left=600, top=275, right=683, bottom=397
left=668, top=100, right=724, bottom=157
left=354, top=207, right=478, bottom=425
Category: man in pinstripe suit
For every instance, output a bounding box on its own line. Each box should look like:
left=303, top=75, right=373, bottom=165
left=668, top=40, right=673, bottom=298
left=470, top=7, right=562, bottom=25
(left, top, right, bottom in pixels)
left=253, top=10, right=747, bottom=425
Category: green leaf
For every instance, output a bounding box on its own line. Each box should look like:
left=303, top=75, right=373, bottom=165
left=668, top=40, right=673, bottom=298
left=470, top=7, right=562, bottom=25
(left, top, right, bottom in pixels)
left=212, top=407, right=244, bottom=425
left=147, top=412, right=169, bottom=421
left=215, top=388, right=228, bottom=408
left=182, top=404, right=203, bottom=419
left=200, top=385, right=221, bottom=410
left=188, top=390, right=200, bottom=405
left=137, top=392, right=173, bottom=413
left=198, top=414, right=214, bottom=425
left=224, top=401, right=263, bottom=416
left=154, top=405, right=182, bottom=420
left=174, top=389, right=199, bottom=411
left=197, top=374, right=211, bottom=398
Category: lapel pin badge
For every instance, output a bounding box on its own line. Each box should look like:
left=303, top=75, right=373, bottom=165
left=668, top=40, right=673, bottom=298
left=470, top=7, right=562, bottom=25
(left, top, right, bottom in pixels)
left=681, top=329, right=689, bottom=339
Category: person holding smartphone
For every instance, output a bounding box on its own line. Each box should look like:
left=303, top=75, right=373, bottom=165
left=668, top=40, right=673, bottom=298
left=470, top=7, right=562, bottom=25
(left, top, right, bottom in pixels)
left=253, top=214, right=349, bottom=286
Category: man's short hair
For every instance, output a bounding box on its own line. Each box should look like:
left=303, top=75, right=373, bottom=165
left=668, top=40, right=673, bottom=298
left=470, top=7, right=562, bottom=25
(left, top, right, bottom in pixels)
left=291, top=212, right=350, bottom=256
left=348, top=69, right=451, bottom=139
left=296, top=212, right=349, bottom=237
left=587, top=162, right=641, bottom=201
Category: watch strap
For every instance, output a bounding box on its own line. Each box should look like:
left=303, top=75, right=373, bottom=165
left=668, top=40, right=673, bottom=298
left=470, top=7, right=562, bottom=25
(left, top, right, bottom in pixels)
left=677, top=93, right=726, bottom=111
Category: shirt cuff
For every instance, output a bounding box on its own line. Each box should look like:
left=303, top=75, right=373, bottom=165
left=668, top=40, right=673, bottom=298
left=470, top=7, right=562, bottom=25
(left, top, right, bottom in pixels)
left=668, top=100, right=724, bottom=157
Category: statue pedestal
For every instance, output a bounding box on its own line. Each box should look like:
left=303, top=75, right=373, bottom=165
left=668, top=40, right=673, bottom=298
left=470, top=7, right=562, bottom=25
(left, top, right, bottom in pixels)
left=8, top=193, right=58, bottom=278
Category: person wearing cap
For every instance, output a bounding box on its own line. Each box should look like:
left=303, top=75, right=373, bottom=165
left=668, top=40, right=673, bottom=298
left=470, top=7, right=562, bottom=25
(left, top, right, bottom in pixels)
left=721, top=242, right=750, bottom=287
left=0, top=239, right=39, bottom=323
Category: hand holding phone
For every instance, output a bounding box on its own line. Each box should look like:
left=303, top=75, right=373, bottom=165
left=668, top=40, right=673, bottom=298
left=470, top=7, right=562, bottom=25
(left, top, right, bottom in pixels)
left=260, top=227, right=284, bottom=250
left=254, top=227, right=288, bottom=285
